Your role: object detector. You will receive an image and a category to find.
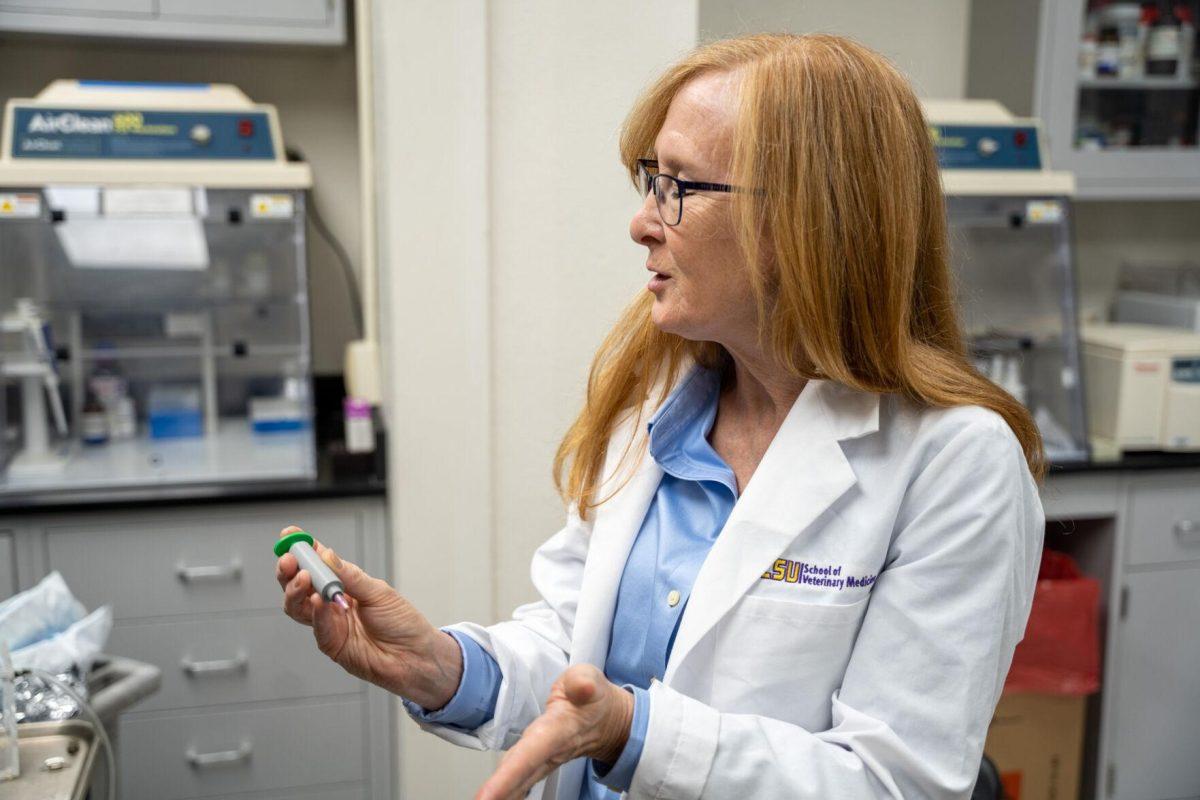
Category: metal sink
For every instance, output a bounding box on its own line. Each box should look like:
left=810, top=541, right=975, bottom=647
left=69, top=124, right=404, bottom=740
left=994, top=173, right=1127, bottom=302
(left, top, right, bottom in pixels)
left=5, top=719, right=98, bottom=800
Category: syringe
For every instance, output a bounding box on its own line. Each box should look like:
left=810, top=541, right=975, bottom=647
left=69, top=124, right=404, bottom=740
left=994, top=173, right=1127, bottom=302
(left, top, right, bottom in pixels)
left=274, top=530, right=350, bottom=611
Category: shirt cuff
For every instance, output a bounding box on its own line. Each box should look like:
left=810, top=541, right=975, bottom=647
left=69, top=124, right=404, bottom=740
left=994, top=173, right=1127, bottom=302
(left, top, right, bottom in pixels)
left=401, top=629, right=501, bottom=731
left=591, top=684, right=650, bottom=792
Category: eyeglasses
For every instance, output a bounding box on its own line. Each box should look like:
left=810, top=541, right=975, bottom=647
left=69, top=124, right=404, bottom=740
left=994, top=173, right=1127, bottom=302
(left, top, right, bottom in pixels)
left=636, top=158, right=741, bottom=227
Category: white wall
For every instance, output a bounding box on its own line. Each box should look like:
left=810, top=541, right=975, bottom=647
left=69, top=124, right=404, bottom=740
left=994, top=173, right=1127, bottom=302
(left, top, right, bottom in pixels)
left=371, top=1, right=492, bottom=794
left=488, top=0, right=700, bottom=627
left=371, top=0, right=698, bottom=794
left=699, top=0, right=972, bottom=98
left=0, top=36, right=361, bottom=375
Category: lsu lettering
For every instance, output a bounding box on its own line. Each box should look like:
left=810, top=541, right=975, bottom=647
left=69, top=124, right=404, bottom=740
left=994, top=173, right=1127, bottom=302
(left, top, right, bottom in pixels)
left=760, top=557, right=876, bottom=591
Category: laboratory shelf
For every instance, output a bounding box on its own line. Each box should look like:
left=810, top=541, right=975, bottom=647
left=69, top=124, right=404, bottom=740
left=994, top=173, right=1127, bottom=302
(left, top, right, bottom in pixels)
left=968, top=0, right=1200, bottom=198
left=0, top=419, right=315, bottom=499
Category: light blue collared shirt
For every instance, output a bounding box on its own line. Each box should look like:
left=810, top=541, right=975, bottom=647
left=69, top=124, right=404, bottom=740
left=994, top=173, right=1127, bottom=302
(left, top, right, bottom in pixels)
left=405, top=365, right=737, bottom=797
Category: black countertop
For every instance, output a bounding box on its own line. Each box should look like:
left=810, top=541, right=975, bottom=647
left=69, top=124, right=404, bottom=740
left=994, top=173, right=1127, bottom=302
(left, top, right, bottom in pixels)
left=1048, top=450, right=1200, bottom=477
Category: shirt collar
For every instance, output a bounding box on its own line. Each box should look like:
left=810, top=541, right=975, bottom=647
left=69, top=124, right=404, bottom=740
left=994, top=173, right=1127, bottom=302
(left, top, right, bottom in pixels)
left=646, top=365, right=736, bottom=493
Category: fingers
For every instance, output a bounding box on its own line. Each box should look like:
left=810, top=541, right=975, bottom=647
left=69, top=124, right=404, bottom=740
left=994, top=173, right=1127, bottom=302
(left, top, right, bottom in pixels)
left=275, top=525, right=305, bottom=589
left=476, top=719, right=565, bottom=800
left=311, top=590, right=351, bottom=660
left=475, top=669, right=616, bottom=799
left=562, top=665, right=601, bottom=706
left=276, top=552, right=299, bottom=590
left=282, top=569, right=315, bottom=625
left=312, top=542, right=391, bottom=604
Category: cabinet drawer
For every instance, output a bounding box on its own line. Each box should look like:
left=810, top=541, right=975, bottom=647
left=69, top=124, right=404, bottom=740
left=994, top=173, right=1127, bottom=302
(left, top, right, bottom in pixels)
left=119, top=699, right=366, bottom=799
left=44, top=510, right=361, bottom=620
left=107, top=613, right=360, bottom=712
left=1125, top=473, right=1200, bottom=566
left=0, top=530, right=14, bottom=599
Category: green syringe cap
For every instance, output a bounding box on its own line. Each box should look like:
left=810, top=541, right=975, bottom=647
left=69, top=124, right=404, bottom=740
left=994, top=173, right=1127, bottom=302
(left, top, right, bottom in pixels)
left=274, top=530, right=314, bottom=557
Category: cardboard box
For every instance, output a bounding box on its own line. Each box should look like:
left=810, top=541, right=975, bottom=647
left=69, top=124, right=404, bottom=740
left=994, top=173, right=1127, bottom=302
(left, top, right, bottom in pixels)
left=983, top=693, right=1087, bottom=800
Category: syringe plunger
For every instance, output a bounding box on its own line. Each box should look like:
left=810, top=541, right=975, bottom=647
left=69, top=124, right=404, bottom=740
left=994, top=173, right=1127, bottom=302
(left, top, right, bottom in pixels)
left=274, top=531, right=348, bottom=610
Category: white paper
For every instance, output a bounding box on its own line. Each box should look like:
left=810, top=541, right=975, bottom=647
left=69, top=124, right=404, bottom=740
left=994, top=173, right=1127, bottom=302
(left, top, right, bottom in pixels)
left=44, top=186, right=100, bottom=217
left=104, top=186, right=195, bottom=216
left=56, top=217, right=210, bottom=270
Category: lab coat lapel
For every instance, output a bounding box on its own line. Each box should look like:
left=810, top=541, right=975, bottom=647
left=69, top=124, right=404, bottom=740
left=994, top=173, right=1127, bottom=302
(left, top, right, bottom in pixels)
left=569, top=415, right=664, bottom=669
left=663, top=380, right=879, bottom=684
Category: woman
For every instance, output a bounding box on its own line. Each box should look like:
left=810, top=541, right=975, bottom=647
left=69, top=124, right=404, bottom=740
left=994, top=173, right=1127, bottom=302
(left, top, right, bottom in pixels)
left=278, top=34, right=1045, bottom=799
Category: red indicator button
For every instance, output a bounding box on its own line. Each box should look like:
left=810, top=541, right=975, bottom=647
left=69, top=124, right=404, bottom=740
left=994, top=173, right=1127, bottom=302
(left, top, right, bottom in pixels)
left=238, top=119, right=255, bottom=138
left=1013, top=130, right=1028, bottom=147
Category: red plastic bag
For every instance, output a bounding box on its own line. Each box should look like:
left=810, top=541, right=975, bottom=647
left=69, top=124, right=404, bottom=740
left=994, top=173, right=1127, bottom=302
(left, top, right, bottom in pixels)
left=1003, top=549, right=1101, bottom=695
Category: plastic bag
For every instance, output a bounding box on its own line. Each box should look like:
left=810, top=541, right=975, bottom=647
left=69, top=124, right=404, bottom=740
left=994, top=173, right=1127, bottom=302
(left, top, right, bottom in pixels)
left=0, top=572, right=112, bottom=675
left=1004, top=549, right=1101, bottom=695
left=9, top=607, right=112, bottom=675
left=0, top=572, right=85, bottom=652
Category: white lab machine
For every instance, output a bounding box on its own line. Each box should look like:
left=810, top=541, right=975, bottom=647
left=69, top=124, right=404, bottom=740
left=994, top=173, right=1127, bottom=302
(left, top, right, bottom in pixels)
left=1116, top=292, right=1200, bottom=332
left=1081, top=323, right=1200, bottom=453
left=923, top=99, right=1090, bottom=464
left=0, top=80, right=317, bottom=496
left=1113, top=264, right=1200, bottom=332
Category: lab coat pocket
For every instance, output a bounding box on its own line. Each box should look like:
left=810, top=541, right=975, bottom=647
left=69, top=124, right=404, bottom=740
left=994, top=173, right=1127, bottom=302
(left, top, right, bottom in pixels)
left=712, top=595, right=869, bottom=730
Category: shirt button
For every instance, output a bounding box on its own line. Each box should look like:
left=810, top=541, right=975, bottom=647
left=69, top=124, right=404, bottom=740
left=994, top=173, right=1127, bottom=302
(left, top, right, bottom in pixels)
left=667, top=589, right=681, bottom=607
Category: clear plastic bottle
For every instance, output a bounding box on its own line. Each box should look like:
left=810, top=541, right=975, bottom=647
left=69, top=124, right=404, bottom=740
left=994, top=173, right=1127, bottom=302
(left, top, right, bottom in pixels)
left=89, top=349, right=133, bottom=439
left=344, top=397, right=375, bottom=454
left=1002, top=356, right=1028, bottom=406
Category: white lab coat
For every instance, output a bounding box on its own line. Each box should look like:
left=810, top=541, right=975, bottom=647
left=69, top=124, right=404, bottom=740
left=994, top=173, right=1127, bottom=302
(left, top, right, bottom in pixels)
left=413, top=373, right=1044, bottom=799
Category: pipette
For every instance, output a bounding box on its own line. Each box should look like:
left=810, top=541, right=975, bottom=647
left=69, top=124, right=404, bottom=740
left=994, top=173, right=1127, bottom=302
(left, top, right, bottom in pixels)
left=274, top=530, right=350, bottom=611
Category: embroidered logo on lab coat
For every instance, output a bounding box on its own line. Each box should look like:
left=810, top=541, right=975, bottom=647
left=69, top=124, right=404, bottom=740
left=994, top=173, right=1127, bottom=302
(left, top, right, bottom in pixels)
left=760, top=557, right=876, bottom=591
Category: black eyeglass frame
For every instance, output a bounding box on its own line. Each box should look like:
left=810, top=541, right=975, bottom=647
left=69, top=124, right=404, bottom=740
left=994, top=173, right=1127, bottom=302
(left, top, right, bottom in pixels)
left=636, top=158, right=743, bottom=227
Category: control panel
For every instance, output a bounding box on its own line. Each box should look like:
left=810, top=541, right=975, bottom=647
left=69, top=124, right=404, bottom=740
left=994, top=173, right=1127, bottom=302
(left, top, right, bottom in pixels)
left=8, top=106, right=275, bottom=160
left=929, top=124, right=1042, bottom=170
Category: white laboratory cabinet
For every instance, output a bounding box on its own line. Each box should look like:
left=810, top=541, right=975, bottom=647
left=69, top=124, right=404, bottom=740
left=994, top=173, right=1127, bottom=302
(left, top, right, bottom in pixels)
left=0, top=0, right=346, bottom=46
left=1, top=494, right=392, bottom=800
left=968, top=0, right=1200, bottom=199
left=1043, top=468, right=1200, bottom=800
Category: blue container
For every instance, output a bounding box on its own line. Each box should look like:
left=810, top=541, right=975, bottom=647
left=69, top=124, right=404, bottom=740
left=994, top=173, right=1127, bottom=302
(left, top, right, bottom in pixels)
left=148, top=408, right=203, bottom=439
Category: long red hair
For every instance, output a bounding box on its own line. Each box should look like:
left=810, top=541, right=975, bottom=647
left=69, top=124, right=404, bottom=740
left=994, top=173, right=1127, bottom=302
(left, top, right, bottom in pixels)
left=554, top=34, right=1045, bottom=518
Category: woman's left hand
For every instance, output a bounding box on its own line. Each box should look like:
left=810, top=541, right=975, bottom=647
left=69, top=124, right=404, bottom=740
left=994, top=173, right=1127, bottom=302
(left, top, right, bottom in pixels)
left=476, top=664, right=634, bottom=800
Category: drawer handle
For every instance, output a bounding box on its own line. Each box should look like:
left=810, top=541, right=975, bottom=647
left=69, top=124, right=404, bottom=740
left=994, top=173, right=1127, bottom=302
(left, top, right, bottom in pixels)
left=1175, top=520, right=1200, bottom=545
left=182, top=653, right=248, bottom=677
left=176, top=560, right=242, bottom=583
left=186, top=741, right=252, bottom=768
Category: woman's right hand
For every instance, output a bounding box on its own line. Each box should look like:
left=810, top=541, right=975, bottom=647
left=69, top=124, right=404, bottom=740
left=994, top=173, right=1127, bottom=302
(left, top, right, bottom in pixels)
left=275, top=525, right=463, bottom=710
